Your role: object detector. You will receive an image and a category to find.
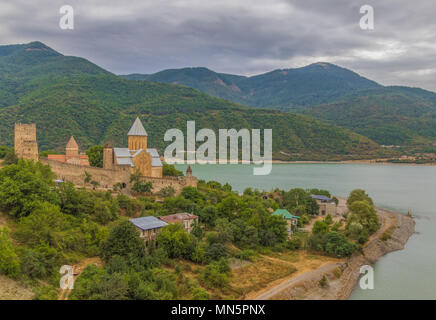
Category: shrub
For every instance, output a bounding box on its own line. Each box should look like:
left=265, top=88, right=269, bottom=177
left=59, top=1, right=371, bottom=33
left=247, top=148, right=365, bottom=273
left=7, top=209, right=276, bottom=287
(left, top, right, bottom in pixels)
left=192, top=286, right=210, bottom=300
left=99, top=221, right=146, bottom=263
left=0, top=227, right=20, bottom=276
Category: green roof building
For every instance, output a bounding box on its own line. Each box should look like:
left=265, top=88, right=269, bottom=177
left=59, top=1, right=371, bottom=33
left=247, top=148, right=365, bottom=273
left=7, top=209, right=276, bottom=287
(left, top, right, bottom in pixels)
left=272, top=209, right=300, bottom=220
left=272, top=209, right=300, bottom=233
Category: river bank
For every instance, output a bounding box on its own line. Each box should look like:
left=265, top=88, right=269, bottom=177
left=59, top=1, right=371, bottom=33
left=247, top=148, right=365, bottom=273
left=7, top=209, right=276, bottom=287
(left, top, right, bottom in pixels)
left=253, top=204, right=415, bottom=300
left=271, top=159, right=436, bottom=166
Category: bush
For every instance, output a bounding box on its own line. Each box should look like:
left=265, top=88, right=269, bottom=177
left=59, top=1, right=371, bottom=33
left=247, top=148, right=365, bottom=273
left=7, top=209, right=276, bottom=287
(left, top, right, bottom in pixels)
left=319, top=275, right=328, bottom=287
left=99, top=221, right=146, bottom=263
left=192, top=286, right=210, bottom=300
left=202, top=259, right=230, bottom=288
left=0, top=227, right=20, bottom=276
left=0, top=160, right=59, bottom=218
left=206, top=243, right=227, bottom=261
left=157, top=223, right=194, bottom=259
left=325, top=232, right=358, bottom=258
left=162, top=163, right=183, bottom=177
left=19, top=249, right=49, bottom=278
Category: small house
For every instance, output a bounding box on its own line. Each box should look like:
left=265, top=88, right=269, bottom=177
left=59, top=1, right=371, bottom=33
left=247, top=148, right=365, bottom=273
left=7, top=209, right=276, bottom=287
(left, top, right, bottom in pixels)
left=310, top=194, right=336, bottom=216
left=272, top=209, right=300, bottom=233
left=159, top=213, right=199, bottom=233
left=129, top=216, right=168, bottom=245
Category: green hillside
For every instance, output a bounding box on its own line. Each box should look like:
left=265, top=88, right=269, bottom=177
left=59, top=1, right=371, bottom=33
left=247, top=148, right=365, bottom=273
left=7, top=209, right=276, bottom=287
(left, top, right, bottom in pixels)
left=295, top=87, right=436, bottom=146
left=123, top=63, right=436, bottom=150
left=0, top=42, right=386, bottom=161
left=121, top=63, right=381, bottom=109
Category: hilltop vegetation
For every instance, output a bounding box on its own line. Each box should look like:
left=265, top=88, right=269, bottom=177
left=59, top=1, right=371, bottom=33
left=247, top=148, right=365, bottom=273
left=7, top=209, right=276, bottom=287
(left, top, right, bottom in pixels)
left=0, top=159, right=365, bottom=300
left=122, top=63, right=380, bottom=109
left=295, top=86, right=436, bottom=146
left=0, top=42, right=387, bottom=161
left=123, top=63, right=436, bottom=151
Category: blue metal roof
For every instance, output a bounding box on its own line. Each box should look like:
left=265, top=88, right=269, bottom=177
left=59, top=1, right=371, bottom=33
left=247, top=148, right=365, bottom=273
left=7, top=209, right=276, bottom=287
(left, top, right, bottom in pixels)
left=310, top=194, right=332, bottom=202
left=130, top=216, right=168, bottom=231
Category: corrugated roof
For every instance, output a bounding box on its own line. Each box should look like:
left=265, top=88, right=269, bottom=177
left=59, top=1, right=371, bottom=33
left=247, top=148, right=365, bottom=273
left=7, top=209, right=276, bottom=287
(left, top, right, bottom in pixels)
left=116, top=157, right=134, bottom=166
left=146, top=148, right=159, bottom=158
left=113, top=148, right=131, bottom=157
left=272, top=209, right=300, bottom=219
left=128, top=117, right=148, bottom=136
left=130, top=216, right=168, bottom=231
left=151, top=157, right=162, bottom=167
left=159, top=213, right=198, bottom=224
left=310, top=194, right=332, bottom=202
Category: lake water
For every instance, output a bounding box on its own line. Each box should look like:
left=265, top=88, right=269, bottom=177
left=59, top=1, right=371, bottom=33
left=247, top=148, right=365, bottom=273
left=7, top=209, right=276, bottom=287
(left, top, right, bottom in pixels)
left=175, top=163, right=436, bottom=299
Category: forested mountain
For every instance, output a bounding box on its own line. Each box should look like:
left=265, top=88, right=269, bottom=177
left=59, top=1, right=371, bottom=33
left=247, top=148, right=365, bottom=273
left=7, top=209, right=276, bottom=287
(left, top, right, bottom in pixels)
left=295, top=86, right=436, bottom=146
left=122, top=63, right=436, bottom=149
left=0, top=42, right=386, bottom=161
left=121, top=63, right=381, bottom=109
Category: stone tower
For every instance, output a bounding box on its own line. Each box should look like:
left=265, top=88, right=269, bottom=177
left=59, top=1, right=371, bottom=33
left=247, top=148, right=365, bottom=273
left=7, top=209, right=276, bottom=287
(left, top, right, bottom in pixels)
left=65, top=136, right=79, bottom=158
left=186, top=165, right=192, bottom=177
left=14, top=123, right=39, bottom=160
left=128, top=117, right=147, bottom=151
left=103, top=142, right=114, bottom=169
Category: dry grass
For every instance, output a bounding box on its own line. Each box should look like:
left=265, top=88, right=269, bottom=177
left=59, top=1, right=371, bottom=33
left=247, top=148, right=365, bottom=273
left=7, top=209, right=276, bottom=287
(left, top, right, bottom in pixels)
left=230, top=257, right=297, bottom=298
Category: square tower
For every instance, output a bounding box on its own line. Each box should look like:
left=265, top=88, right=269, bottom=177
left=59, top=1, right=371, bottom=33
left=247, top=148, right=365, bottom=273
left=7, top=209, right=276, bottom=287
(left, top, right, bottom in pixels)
left=14, top=123, right=39, bottom=161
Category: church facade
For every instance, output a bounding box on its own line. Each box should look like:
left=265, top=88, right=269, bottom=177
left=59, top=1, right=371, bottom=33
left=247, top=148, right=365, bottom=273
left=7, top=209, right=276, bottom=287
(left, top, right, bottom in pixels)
left=103, top=117, right=163, bottom=178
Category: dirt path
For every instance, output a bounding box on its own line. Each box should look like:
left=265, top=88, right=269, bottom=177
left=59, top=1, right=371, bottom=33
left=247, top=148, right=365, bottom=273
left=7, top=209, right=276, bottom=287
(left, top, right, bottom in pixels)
left=57, top=257, right=102, bottom=300
left=254, top=261, right=342, bottom=300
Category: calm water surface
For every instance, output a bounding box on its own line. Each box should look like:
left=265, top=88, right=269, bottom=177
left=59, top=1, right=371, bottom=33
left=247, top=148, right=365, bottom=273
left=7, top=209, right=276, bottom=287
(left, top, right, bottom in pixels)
left=175, top=163, right=436, bottom=299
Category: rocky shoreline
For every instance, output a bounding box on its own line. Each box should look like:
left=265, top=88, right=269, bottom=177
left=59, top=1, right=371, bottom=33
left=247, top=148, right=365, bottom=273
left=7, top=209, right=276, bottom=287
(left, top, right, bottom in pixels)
left=256, top=207, right=416, bottom=300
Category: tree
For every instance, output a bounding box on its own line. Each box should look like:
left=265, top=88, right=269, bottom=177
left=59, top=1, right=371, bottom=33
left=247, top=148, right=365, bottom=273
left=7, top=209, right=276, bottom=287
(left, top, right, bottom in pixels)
left=162, top=163, right=183, bottom=177
left=199, top=205, right=218, bottom=226
left=347, top=189, right=374, bottom=208
left=312, top=221, right=330, bottom=235
left=0, top=160, right=59, bottom=218
left=14, top=202, right=70, bottom=248
left=100, top=221, right=146, bottom=263
left=325, top=232, right=358, bottom=257
left=132, top=181, right=153, bottom=194
left=324, top=214, right=333, bottom=225
left=181, top=186, right=204, bottom=204
left=86, top=145, right=104, bottom=168
left=0, top=227, right=20, bottom=276
left=215, top=218, right=233, bottom=243
left=157, top=223, right=194, bottom=259
left=346, top=200, right=380, bottom=236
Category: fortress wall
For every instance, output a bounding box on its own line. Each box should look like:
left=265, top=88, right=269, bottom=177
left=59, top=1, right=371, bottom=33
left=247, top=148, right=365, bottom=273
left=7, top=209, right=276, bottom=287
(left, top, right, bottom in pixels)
left=40, top=158, right=197, bottom=194
left=40, top=158, right=130, bottom=189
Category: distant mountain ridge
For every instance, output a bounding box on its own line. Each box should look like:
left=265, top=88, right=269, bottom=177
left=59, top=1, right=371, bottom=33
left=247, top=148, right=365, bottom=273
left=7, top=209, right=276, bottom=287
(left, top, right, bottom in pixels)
left=121, top=63, right=381, bottom=109
left=122, top=64, right=436, bottom=148
left=0, top=41, right=386, bottom=161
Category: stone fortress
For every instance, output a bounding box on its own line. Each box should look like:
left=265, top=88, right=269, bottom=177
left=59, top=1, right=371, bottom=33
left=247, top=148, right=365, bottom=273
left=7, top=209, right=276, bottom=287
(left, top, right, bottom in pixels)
left=14, top=118, right=197, bottom=195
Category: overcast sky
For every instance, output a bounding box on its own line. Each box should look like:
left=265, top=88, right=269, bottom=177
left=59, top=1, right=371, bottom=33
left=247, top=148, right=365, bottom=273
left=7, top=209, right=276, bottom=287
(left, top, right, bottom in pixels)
left=1, top=0, right=436, bottom=91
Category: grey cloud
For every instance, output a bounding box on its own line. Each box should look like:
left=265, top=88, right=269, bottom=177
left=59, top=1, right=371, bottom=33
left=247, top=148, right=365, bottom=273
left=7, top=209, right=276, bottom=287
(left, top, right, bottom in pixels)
left=1, top=0, right=436, bottom=91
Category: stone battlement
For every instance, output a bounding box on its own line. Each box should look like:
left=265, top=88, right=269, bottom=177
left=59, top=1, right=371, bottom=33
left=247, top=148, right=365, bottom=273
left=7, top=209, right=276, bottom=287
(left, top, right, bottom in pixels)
left=40, top=157, right=197, bottom=194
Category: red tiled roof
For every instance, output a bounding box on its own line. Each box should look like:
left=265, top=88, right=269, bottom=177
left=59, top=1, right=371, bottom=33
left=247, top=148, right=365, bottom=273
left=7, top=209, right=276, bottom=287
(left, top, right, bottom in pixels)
left=159, top=213, right=198, bottom=224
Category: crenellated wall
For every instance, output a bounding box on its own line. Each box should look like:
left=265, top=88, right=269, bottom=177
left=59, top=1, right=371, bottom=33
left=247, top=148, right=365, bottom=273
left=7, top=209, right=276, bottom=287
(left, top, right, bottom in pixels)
left=40, top=157, right=197, bottom=194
